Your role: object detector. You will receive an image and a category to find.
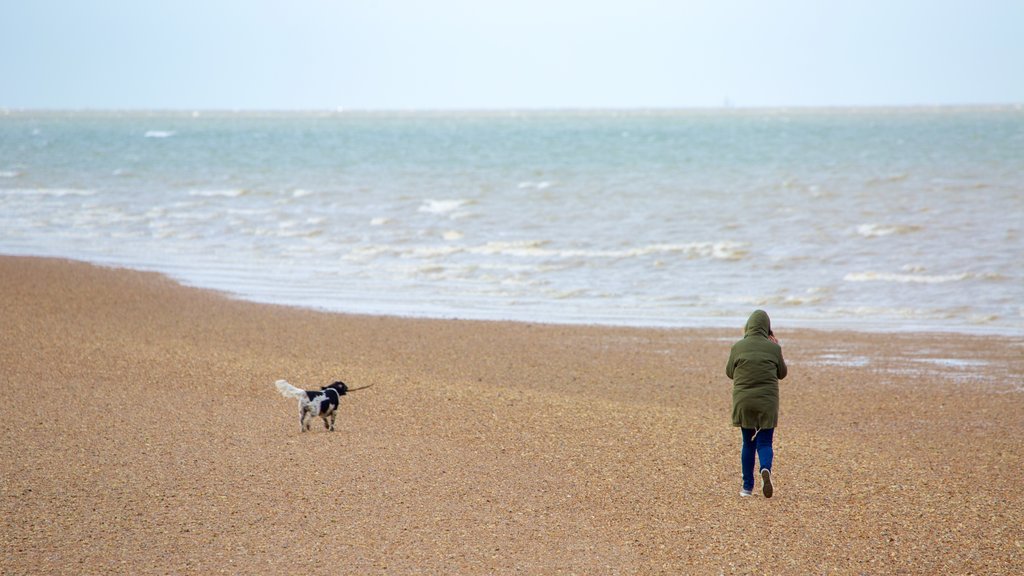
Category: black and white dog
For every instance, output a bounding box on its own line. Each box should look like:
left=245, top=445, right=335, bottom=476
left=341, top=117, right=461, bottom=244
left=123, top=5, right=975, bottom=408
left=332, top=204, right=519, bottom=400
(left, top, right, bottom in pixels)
left=274, top=379, right=371, bottom=432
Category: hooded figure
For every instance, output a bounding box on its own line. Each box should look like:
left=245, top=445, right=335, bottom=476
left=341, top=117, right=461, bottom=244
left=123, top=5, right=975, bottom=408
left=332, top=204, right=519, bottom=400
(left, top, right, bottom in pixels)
left=727, top=310, right=788, bottom=498
left=727, top=309, right=788, bottom=429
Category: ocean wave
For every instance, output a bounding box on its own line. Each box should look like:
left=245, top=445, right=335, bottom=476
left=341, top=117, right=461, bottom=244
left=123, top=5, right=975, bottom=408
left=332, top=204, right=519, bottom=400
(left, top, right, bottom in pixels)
left=517, top=181, right=553, bottom=190
left=188, top=189, right=248, bottom=198
left=269, top=228, right=323, bottom=239
left=866, top=173, right=909, bottom=186
left=844, top=271, right=970, bottom=284
left=569, top=242, right=749, bottom=261
left=469, top=240, right=549, bottom=257
left=830, top=306, right=949, bottom=319
left=144, top=130, right=176, bottom=138
left=0, top=187, right=97, bottom=197
left=467, top=241, right=750, bottom=260
left=342, top=240, right=749, bottom=263
left=856, top=223, right=922, bottom=237
left=278, top=220, right=324, bottom=238
left=894, top=264, right=1000, bottom=282
left=418, top=198, right=474, bottom=216
left=412, top=265, right=447, bottom=276
left=736, top=287, right=833, bottom=307
left=0, top=170, right=20, bottom=178
left=408, top=245, right=463, bottom=258
left=930, top=178, right=992, bottom=191
left=344, top=244, right=463, bottom=262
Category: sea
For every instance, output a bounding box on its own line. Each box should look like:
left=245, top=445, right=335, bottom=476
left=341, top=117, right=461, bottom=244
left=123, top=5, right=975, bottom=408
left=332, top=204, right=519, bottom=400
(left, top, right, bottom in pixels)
left=1, top=108, right=1022, bottom=335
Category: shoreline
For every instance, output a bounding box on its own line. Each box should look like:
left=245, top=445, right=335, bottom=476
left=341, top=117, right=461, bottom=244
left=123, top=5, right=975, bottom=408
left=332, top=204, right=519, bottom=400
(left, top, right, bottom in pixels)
left=2, top=251, right=1017, bottom=338
left=2, top=255, right=1022, bottom=574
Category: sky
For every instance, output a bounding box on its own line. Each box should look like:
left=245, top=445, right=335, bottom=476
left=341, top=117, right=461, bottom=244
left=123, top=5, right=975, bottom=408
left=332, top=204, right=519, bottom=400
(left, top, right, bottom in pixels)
left=2, top=0, right=1022, bottom=110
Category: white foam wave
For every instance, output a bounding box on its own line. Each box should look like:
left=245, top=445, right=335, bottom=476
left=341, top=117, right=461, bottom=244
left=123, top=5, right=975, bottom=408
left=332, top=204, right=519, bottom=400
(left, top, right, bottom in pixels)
left=831, top=306, right=946, bottom=319
left=409, top=245, right=463, bottom=258
left=344, top=244, right=463, bottom=262
left=144, top=130, right=176, bottom=138
left=370, top=217, right=391, bottom=226
left=418, top=198, right=472, bottom=215
left=471, top=241, right=745, bottom=260
left=188, top=189, right=247, bottom=198
left=0, top=187, right=97, bottom=197
left=844, top=272, right=969, bottom=284
left=737, top=287, right=833, bottom=307
left=343, top=240, right=748, bottom=263
left=517, top=181, right=553, bottom=190
left=550, top=242, right=749, bottom=261
left=0, top=170, right=20, bottom=178
left=856, top=223, right=922, bottom=237
left=291, top=189, right=315, bottom=198
left=470, top=240, right=549, bottom=257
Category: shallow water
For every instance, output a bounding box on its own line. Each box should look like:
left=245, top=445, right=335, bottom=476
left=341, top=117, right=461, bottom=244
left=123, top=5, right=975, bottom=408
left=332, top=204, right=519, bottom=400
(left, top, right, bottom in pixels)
left=2, top=108, right=1021, bottom=333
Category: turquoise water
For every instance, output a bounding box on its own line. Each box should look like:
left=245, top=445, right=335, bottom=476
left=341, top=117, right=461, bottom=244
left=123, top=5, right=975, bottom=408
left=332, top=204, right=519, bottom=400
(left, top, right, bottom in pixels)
left=1, top=108, right=1022, bottom=333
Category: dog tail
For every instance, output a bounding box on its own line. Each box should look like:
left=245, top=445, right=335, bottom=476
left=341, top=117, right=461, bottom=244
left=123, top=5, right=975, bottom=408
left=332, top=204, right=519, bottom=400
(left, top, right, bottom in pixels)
left=275, top=379, right=306, bottom=400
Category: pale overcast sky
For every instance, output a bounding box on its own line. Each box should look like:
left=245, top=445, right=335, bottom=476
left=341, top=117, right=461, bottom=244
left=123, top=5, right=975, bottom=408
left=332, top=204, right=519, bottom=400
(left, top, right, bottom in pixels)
left=3, top=0, right=1022, bottom=109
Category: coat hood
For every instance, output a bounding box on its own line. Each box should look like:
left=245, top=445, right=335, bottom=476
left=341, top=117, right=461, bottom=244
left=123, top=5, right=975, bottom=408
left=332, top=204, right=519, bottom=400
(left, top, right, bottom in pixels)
left=744, top=309, right=772, bottom=338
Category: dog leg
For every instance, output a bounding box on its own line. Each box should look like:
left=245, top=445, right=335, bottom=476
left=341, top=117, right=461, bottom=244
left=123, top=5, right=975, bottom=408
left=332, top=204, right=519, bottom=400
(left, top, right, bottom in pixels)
left=329, top=412, right=337, bottom=431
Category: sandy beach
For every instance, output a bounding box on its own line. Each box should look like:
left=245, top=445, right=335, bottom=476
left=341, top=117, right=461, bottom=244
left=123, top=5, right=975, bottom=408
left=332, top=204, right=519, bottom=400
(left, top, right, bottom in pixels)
left=2, top=255, right=1022, bottom=574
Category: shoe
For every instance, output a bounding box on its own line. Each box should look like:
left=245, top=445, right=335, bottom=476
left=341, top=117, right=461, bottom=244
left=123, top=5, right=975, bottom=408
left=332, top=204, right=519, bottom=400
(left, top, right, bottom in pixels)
left=739, top=488, right=753, bottom=497
left=761, top=468, right=774, bottom=498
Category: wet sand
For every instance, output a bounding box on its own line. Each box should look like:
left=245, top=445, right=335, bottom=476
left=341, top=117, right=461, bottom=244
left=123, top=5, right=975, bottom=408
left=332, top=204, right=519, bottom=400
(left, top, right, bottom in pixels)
left=2, top=256, right=1022, bottom=574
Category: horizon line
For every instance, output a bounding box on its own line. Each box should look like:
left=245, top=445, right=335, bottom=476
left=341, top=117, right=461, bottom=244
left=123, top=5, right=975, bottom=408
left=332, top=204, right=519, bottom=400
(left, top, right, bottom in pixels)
left=3, top=102, right=1022, bottom=115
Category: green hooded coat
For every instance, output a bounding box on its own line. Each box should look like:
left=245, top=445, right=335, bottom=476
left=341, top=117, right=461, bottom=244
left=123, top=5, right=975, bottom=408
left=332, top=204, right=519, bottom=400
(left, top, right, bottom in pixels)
left=727, top=310, right=788, bottom=429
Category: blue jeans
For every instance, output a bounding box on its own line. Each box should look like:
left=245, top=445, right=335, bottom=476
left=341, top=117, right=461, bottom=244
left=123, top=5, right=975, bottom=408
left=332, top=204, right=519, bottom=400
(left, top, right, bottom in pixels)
left=741, top=427, right=774, bottom=491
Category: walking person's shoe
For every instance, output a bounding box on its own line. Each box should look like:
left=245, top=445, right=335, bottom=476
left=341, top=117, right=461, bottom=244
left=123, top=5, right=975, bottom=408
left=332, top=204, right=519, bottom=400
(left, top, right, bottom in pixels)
left=760, top=468, right=774, bottom=498
left=739, top=488, right=753, bottom=497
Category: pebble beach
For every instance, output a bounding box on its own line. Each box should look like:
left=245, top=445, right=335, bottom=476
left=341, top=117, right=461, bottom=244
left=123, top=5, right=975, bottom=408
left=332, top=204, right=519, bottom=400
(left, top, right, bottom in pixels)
left=2, top=256, right=1022, bottom=574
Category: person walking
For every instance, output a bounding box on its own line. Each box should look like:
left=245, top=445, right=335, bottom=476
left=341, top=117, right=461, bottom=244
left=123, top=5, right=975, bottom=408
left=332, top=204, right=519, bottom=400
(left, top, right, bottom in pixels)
left=726, top=309, right=788, bottom=498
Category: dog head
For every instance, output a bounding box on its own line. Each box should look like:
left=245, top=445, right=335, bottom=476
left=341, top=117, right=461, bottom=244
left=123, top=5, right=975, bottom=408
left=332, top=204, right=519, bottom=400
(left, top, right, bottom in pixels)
left=323, top=381, right=348, bottom=396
